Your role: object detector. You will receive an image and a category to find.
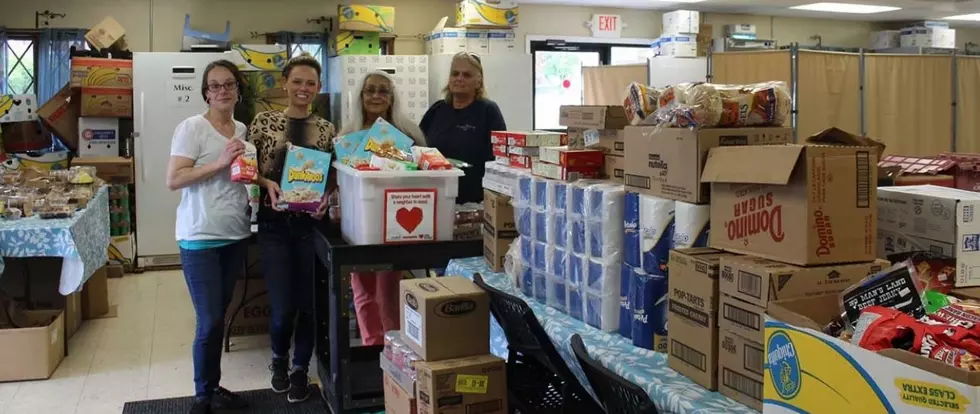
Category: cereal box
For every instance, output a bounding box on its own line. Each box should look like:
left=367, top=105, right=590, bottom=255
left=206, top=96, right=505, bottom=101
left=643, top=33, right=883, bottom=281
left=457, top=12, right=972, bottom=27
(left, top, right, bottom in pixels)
left=279, top=144, right=332, bottom=213
left=334, top=130, right=368, bottom=167
left=351, top=118, right=414, bottom=166
left=231, top=140, right=257, bottom=183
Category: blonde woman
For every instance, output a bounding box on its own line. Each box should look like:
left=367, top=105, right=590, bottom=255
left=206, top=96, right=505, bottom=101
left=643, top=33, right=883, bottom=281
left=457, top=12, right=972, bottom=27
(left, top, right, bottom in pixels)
left=420, top=52, right=505, bottom=204
left=340, top=71, right=425, bottom=346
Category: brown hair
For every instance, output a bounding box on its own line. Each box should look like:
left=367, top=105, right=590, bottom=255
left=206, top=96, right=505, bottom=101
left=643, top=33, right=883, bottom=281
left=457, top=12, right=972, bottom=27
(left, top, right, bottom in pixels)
left=283, top=53, right=322, bottom=79
left=200, top=59, right=246, bottom=103
left=442, top=52, right=487, bottom=102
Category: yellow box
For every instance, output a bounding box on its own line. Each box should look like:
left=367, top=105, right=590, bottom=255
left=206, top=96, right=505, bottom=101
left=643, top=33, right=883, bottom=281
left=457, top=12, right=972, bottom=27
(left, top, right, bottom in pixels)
left=338, top=5, right=395, bottom=33
left=228, top=44, right=287, bottom=72
left=330, top=31, right=382, bottom=56
left=456, top=0, right=519, bottom=28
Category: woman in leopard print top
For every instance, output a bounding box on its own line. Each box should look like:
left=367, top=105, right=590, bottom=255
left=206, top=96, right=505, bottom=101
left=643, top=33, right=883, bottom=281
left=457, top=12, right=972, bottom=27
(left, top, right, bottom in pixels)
left=246, top=54, right=334, bottom=404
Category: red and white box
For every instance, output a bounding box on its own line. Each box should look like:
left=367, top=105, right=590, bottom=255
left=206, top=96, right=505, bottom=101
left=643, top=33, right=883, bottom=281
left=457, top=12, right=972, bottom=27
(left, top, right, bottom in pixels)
left=490, top=131, right=510, bottom=145
left=539, top=146, right=604, bottom=168
left=532, top=161, right=601, bottom=181
left=492, top=143, right=509, bottom=157
left=509, top=146, right=539, bottom=157
left=508, top=131, right=564, bottom=148
left=509, top=154, right=533, bottom=169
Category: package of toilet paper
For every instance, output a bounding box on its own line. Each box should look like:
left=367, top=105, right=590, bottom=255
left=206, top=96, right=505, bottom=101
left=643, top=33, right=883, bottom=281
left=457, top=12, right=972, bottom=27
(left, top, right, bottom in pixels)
left=549, top=212, right=568, bottom=248
left=623, top=192, right=641, bottom=268
left=532, top=208, right=548, bottom=243
left=516, top=205, right=533, bottom=237
left=631, top=267, right=668, bottom=352
left=548, top=180, right=569, bottom=212
left=585, top=183, right=625, bottom=220
left=532, top=176, right=548, bottom=210
left=518, top=174, right=533, bottom=206
left=587, top=219, right=623, bottom=263
left=672, top=201, right=710, bottom=249
left=568, top=179, right=605, bottom=217
left=619, top=263, right=633, bottom=338
left=639, top=194, right=675, bottom=276
left=584, top=258, right=622, bottom=332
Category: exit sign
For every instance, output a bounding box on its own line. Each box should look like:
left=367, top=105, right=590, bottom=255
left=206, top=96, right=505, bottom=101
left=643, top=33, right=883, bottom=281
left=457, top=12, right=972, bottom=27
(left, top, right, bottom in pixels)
left=591, top=14, right=622, bottom=38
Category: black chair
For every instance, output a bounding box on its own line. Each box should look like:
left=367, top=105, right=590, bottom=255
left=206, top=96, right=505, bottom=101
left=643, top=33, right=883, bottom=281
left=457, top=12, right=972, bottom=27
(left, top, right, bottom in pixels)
left=570, top=334, right=659, bottom=414
left=474, top=273, right=602, bottom=414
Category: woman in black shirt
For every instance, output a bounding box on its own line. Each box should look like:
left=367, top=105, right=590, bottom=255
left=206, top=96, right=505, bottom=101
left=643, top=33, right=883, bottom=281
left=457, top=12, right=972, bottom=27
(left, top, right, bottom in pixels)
left=420, top=52, right=506, bottom=204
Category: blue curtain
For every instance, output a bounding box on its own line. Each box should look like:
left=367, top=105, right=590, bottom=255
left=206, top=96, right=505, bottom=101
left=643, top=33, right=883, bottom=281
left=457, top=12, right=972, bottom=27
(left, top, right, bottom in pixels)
left=274, top=31, right=329, bottom=92
left=37, top=28, right=87, bottom=103
left=0, top=27, right=7, bottom=94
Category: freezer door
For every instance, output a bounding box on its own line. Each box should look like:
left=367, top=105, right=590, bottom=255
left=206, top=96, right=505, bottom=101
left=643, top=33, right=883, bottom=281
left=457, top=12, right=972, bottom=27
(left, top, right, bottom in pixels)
left=133, top=52, right=229, bottom=262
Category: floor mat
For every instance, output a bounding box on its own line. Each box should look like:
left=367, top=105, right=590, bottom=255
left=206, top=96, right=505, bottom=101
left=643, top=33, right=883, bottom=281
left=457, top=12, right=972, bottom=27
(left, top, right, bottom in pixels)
left=122, top=385, right=327, bottom=414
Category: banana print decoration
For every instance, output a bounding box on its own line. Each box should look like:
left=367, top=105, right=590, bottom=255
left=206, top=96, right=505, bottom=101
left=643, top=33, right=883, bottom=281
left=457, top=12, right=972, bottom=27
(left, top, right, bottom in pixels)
left=229, top=45, right=288, bottom=72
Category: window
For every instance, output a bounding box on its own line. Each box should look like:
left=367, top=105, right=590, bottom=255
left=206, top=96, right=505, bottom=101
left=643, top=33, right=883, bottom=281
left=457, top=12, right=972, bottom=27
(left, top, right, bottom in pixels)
left=3, top=34, right=37, bottom=95
left=531, top=40, right=650, bottom=130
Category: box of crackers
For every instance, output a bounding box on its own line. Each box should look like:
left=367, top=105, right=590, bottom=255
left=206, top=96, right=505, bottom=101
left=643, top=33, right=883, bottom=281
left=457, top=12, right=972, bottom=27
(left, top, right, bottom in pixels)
left=279, top=144, right=332, bottom=213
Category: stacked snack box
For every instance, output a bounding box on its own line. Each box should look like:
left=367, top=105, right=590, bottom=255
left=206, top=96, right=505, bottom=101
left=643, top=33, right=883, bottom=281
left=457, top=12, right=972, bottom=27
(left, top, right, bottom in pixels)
left=384, top=277, right=507, bottom=414
left=503, top=130, right=564, bottom=171
left=333, top=4, right=394, bottom=56
left=559, top=105, right=628, bottom=183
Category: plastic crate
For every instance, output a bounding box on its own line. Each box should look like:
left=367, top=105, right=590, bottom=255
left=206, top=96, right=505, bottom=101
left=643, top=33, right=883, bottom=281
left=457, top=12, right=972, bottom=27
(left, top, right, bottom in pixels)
left=335, top=162, right=464, bottom=245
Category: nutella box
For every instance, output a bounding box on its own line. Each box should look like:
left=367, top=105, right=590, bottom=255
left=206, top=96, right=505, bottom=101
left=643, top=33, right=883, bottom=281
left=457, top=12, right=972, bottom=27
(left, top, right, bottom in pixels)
left=702, top=129, right=880, bottom=265
left=539, top=146, right=604, bottom=168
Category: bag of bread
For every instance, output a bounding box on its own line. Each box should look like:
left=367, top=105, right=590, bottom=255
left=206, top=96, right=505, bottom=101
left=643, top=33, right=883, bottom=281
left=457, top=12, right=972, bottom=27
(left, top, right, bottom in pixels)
left=657, top=82, right=700, bottom=109
left=715, top=81, right=791, bottom=127
left=623, top=82, right=660, bottom=126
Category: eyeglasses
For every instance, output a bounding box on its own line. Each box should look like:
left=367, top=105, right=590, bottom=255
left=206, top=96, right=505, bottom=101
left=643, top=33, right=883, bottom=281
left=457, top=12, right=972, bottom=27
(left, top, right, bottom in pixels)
left=362, top=88, right=392, bottom=97
left=206, top=82, right=238, bottom=92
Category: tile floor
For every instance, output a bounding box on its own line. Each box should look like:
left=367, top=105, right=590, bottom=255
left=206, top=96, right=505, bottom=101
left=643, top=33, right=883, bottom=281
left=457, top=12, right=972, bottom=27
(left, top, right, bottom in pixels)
left=0, top=270, right=318, bottom=414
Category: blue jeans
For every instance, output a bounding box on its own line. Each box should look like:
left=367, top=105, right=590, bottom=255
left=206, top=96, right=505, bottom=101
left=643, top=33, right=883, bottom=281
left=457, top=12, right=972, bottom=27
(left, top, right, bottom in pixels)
left=180, top=240, right=248, bottom=400
left=259, top=217, right=316, bottom=370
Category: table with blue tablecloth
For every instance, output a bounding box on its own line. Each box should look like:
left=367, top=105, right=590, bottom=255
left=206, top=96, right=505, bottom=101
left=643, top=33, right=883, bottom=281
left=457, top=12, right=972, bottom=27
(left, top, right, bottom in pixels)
left=0, top=185, right=110, bottom=294
left=446, top=257, right=755, bottom=414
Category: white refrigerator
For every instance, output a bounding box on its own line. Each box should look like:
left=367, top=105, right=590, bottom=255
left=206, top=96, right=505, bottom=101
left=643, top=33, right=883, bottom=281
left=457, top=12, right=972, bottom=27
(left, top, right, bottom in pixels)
left=133, top=52, right=229, bottom=268
left=326, top=55, right=430, bottom=132
left=428, top=53, right=532, bottom=131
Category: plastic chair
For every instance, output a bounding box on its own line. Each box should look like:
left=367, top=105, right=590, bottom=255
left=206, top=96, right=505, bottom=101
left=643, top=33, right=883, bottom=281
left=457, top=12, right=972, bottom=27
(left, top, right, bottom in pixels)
left=474, top=273, right=602, bottom=414
left=570, top=334, right=659, bottom=414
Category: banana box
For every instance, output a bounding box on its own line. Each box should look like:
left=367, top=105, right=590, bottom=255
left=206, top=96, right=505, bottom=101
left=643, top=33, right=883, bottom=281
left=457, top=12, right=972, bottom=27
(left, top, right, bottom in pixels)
left=456, top=0, right=519, bottom=28
left=330, top=31, right=381, bottom=56
left=228, top=44, right=287, bottom=72
left=765, top=294, right=980, bottom=414
left=338, top=5, right=395, bottom=33
left=0, top=94, right=38, bottom=124
left=80, top=87, right=133, bottom=117
left=70, top=58, right=133, bottom=89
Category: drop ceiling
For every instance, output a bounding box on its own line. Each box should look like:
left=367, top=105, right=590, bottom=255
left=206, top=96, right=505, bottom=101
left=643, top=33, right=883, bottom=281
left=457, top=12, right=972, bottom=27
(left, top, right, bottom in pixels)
left=521, top=0, right=980, bottom=23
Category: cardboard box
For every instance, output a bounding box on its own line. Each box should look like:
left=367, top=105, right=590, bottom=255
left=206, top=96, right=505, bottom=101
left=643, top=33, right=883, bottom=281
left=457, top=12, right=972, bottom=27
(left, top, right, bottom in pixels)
left=77, top=117, right=120, bottom=157
left=0, top=94, right=39, bottom=124
left=71, top=156, right=133, bottom=184
left=85, top=16, right=126, bottom=50
left=507, top=131, right=563, bottom=148
left=400, top=277, right=490, bottom=361
left=718, top=256, right=888, bottom=311
left=464, top=29, right=490, bottom=54
left=482, top=228, right=514, bottom=272
left=488, top=29, right=517, bottom=54
left=567, top=128, right=625, bottom=157
left=483, top=189, right=516, bottom=238
left=603, top=155, right=624, bottom=183
left=0, top=118, right=51, bottom=153
left=338, top=4, right=396, bottom=33
left=667, top=248, right=740, bottom=390
left=871, top=30, right=900, bottom=49
left=659, top=35, right=698, bottom=58
left=416, top=354, right=508, bottom=414
left=384, top=373, right=418, bottom=414
left=765, top=294, right=980, bottom=413
left=456, top=0, right=519, bottom=28
left=330, top=31, right=382, bottom=56
left=64, top=292, right=82, bottom=340
left=106, top=264, right=125, bottom=279
left=454, top=222, right=482, bottom=241
left=702, top=132, right=880, bottom=265
left=81, top=267, right=109, bottom=320
left=108, top=233, right=135, bottom=267
left=663, top=10, right=699, bottom=35
left=80, top=88, right=133, bottom=117
left=381, top=350, right=417, bottom=395
left=508, top=154, right=532, bottom=169
left=0, top=310, right=65, bottom=382
left=697, top=24, right=713, bottom=57
left=70, top=58, right=133, bottom=89
left=37, top=85, right=81, bottom=150
left=225, top=278, right=271, bottom=337
left=719, top=294, right=766, bottom=345
left=228, top=44, right=287, bottom=71
left=877, top=185, right=980, bottom=286
left=625, top=126, right=791, bottom=204
left=718, top=328, right=763, bottom=412
left=559, top=105, right=629, bottom=131
left=531, top=161, right=601, bottom=181
left=539, top=147, right=603, bottom=168
left=507, top=146, right=538, bottom=157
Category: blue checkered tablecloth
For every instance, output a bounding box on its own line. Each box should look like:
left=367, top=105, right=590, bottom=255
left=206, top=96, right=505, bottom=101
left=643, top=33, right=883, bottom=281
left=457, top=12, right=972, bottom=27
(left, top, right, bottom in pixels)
left=0, top=185, right=110, bottom=294
left=446, top=257, right=755, bottom=414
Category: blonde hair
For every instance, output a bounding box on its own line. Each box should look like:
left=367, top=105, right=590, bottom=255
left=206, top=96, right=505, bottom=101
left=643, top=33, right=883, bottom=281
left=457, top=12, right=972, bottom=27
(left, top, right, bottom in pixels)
left=339, top=71, right=427, bottom=146
left=442, top=52, right=487, bottom=103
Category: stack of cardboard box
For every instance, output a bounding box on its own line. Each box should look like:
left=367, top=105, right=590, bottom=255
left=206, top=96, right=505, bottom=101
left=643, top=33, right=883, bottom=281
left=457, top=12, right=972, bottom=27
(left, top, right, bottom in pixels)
left=483, top=189, right=517, bottom=272
left=559, top=105, right=628, bottom=183
left=491, top=130, right=564, bottom=171
left=332, top=4, right=394, bottom=56
left=382, top=277, right=507, bottom=414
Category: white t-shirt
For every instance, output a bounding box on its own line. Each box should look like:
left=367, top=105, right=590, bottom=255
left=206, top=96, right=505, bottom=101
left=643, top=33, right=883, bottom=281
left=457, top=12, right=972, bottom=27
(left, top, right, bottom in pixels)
left=170, top=114, right=251, bottom=242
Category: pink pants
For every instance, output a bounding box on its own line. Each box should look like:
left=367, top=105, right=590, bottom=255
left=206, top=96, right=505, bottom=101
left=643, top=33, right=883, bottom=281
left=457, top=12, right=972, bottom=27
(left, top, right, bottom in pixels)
left=350, top=271, right=401, bottom=346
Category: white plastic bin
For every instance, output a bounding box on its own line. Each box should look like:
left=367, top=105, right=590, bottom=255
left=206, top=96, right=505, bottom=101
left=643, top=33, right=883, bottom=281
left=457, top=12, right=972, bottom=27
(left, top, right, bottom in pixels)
left=335, top=162, right=465, bottom=245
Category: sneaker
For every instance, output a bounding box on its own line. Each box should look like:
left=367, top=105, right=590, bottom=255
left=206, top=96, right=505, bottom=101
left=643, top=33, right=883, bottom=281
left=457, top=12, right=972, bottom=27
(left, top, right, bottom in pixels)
left=189, top=399, right=212, bottom=414
left=270, top=358, right=290, bottom=393
left=287, top=369, right=310, bottom=404
left=211, top=387, right=249, bottom=410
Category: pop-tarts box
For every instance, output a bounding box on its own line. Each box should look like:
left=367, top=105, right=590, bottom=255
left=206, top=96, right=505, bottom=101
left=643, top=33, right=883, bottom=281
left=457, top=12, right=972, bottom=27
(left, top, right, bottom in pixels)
left=334, top=130, right=367, bottom=166
left=350, top=118, right=414, bottom=166
left=0, top=94, right=38, bottom=124
left=279, top=144, right=332, bottom=213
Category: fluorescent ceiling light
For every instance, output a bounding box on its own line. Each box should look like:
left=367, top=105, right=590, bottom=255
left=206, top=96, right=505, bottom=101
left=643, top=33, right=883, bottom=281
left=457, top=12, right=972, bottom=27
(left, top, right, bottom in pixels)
left=654, top=0, right=705, bottom=2
left=790, top=2, right=901, bottom=14
left=944, top=14, right=980, bottom=21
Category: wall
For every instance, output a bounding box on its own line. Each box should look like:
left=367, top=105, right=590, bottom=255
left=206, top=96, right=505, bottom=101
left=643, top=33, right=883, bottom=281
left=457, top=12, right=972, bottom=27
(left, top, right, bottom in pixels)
left=1, top=1, right=979, bottom=52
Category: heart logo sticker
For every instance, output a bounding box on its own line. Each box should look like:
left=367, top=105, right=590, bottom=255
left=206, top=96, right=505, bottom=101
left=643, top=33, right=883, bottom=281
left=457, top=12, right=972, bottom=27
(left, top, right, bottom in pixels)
left=396, top=207, right=424, bottom=233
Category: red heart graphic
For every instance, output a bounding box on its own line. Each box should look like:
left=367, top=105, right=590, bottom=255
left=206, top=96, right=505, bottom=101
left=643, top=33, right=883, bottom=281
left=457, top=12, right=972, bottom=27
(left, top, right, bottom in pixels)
left=395, top=207, right=424, bottom=233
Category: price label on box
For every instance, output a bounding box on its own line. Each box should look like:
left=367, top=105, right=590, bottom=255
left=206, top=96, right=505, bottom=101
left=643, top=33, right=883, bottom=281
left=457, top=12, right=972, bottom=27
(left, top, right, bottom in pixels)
left=383, top=189, right=437, bottom=244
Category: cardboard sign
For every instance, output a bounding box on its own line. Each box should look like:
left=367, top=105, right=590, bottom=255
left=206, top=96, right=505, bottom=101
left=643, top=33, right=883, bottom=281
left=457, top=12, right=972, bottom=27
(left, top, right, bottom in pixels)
left=384, top=189, right=437, bottom=243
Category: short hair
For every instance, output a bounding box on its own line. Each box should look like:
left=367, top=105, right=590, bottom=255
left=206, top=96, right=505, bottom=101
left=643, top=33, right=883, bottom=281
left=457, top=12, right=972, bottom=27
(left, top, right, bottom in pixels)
left=283, top=53, right=322, bottom=79
left=442, top=52, right=487, bottom=102
left=200, top=59, right=246, bottom=103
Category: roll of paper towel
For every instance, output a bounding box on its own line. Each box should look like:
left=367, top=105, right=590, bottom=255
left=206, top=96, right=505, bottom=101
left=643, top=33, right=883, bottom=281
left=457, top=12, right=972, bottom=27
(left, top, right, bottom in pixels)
left=568, top=179, right=605, bottom=217
left=568, top=284, right=584, bottom=321
left=516, top=206, right=532, bottom=238
left=519, top=264, right=533, bottom=297
left=587, top=258, right=621, bottom=296
left=519, top=236, right=532, bottom=264
left=532, top=176, right=548, bottom=210
left=533, top=270, right=547, bottom=302
left=623, top=192, right=641, bottom=268
left=532, top=241, right=547, bottom=271
left=568, top=253, right=587, bottom=287
left=631, top=268, right=668, bottom=352
left=673, top=201, right=710, bottom=249
left=569, top=217, right=587, bottom=255
left=533, top=208, right=548, bottom=243
left=550, top=213, right=568, bottom=248
left=588, top=220, right=623, bottom=263
left=585, top=258, right=622, bottom=332
left=547, top=276, right=567, bottom=313
left=547, top=246, right=566, bottom=277
left=548, top=180, right=569, bottom=212
left=619, top=263, right=633, bottom=338
left=585, top=183, right=625, bottom=220
left=518, top=175, right=532, bottom=206
left=640, top=194, right=675, bottom=276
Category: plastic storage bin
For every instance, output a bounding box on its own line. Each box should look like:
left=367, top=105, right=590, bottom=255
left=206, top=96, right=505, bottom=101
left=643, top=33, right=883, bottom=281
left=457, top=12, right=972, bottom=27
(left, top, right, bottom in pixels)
left=335, top=162, right=464, bottom=245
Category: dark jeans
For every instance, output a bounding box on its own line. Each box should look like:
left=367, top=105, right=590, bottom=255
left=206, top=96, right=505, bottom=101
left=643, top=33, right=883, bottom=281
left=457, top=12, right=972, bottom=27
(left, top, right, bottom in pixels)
left=180, top=240, right=248, bottom=400
left=259, top=216, right=317, bottom=370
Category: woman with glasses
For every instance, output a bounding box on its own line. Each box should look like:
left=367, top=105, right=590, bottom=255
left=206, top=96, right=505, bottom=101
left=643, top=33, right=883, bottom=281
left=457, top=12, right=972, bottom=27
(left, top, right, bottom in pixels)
left=420, top=52, right=506, bottom=203
left=165, top=59, right=251, bottom=414
left=338, top=71, right=426, bottom=346
left=248, top=54, right=335, bottom=404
